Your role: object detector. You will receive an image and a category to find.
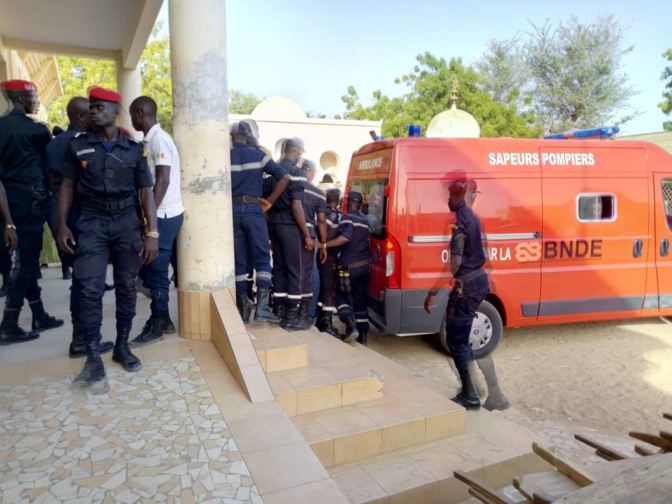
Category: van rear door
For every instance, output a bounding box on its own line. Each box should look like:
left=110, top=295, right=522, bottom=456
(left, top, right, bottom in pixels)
left=652, top=174, right=672, bottom=312
left=346, top=148, right=393, bottom=314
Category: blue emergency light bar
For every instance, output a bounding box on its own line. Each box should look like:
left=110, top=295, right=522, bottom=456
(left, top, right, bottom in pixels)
left=544, top=126, right=620, bottom=140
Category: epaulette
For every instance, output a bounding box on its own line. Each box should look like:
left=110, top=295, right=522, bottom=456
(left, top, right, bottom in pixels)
left=74, top=132, right=88, bottom=138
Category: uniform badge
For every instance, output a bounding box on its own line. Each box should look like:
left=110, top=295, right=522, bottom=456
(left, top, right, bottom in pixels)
left=80, top=160, right=88, bottom=169
left=76, top=148, right=95, bottom=156
left=142, top=149, right=148, bottom=158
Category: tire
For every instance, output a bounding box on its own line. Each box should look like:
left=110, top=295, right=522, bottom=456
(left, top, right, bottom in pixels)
left=438, top=299, right=503, bottom=359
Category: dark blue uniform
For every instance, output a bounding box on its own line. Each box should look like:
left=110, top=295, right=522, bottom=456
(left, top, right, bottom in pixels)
left=300, top=184, right=328, bottom=312
left=0, top=109, right=52, bottom=320
left=46, top=124, right=84, bottom=278
left=335, top=209, right=371, bottom=338
left=231, top=141, right=287, bottom=297
left=267, top=161, right=306, bottom=311
left=317, top=205, right=341, bottom=316
left=445, top=200, right=488, bottom=385
left=62, top=131, right=153, bottom=340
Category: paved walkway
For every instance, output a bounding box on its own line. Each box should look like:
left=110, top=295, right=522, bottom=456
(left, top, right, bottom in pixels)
left=0, top=267, right=262, bottom=504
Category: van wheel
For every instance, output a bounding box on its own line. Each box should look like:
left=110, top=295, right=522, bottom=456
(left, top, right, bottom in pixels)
left=438, top=300, right=503, bottom=359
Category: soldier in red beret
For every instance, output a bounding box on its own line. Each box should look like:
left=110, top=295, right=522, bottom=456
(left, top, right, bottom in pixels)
left=0, top=80, right=64, bottom=346
left=57, top=85, right=159, bottom=392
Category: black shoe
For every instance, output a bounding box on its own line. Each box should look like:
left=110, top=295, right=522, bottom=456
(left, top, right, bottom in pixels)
left=32, top=313, right=65, bottom=333
left=73, top=337, right=108, bottom=392
left=69, top=324, right=114, bottom=358
left=104, top=283, right=114, bottom=292
left=356, top=332, right=368, bottom=346
left=451, top=377, right=481, bottom=410
left=62, top=268, right=72, bottom=280
left=236, top=294, right=252, bottom=323
left=129, top=317, right=164, bottom=348
left=112, top=328, right=142, bottom=372
left=342, top=317, right=356, bottom=343
left=298, top=302, right=313, bottom=326
left=273, top=302, right=286, bottom=320
left=254, top=288, right=281, bottom=324
left=0, top=308, right=40, bottom=345
left=280, top=305, right=310, bottom=331
left=161, top=314, right=176, bottom=334
left=316, top=312, right=343, bottom=339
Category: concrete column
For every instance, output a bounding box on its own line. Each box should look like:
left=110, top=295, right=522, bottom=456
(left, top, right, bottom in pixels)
left=169, top=0, right=233, bottom=340
left=115, top=55, right=142, bottom=139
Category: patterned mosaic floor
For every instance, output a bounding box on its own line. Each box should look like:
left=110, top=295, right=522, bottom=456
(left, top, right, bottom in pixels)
left=0, top=356, right=262, bottom=504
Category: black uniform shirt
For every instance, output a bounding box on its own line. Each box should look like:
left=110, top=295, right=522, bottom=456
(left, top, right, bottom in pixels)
left=62, top=131, right=153, bottom=201
left=302, top=183, right=329, bottom=239
left=338, top=209, right=370, bottom=265
left=46, top=123, right=86, bottom=194
left=230, top=141, right=287, bottom=198
left=326, top=206, right=341, bottom=241
left=267, top=159, right=304, bottom=226
left=0, top=109, right=51, bottom=188
left=450, top=200, right=486, bottom=276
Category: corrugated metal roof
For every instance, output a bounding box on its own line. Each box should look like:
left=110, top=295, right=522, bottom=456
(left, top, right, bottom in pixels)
left=619, top=131, right=672, bottom=154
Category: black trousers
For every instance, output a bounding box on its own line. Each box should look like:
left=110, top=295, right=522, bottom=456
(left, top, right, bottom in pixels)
left=317, top=252, right=338, bottom=313
left=445, top=273, right=488, bottom=382
left=73, top=207, right=143, bottom=338
left=300, top=239, right=314, bottom=303
left=269, top=224, right=305, bottom=308
left=336, top=263, right=370, bottom=334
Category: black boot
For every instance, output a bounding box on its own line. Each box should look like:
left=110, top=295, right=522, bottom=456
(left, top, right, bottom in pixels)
left=451, top=375, right=481, bottom=411
left=273, top=300, right=286, bottom=320
left=280, top=305, right=310, bottom=331
left=0, top=272, right=11, bottom=298
left=161, top=313, right=176, bottom=334
left=298, top=301, right=313, bottom=326
left=112, top=328, right=142, bottom=372
left=246, top=281, right=257, bottom=308
left=73, top=335, right=109, bottom=392
left=30, top=299, right=64, bottom=333
left=254, top=288, right=281, bottom=324
left=356, top=332, right=368, bottom=346
left=236, top=294, right=252, bottom=323
left=129, top=316, right=164, bottom=347
left=69, top=324, right=114, bottom=358
left=342, top=316, right=356, bottom=343
left=62, top=264, right=72, bottom=280
left=0, top=308, right=40, bottom=346
left=316, top=310, right=343, bottom=339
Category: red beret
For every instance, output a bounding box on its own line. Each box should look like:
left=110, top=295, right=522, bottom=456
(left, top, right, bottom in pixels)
left=0, top=80, right=37, bottom=92
left=88, top=85, right=122, bottom=103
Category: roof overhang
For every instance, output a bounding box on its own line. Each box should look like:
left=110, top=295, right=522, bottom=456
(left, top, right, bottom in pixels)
left=0, top=0, right=163, bottom=68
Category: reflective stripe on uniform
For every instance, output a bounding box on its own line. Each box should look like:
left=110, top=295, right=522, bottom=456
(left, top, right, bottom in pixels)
left=235, top=274, right=248, bottom=281
left=231, top=161, right=264, bottom=172
left=256, top=271, right=272, bottom=280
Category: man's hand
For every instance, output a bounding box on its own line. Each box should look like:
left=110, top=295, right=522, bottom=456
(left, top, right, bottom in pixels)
left=424, top=293, right=436, bottom=315
left=140, top=236, right=159, bottom=265
left=304, top=236, right=315, bottom=251
left=260, top=198, right=272, bottom=212
left=319, top=247, right=327, bottom=263
left=58, top=227, right=76, bottom=254
left=4, top=228, right=18, bottom=255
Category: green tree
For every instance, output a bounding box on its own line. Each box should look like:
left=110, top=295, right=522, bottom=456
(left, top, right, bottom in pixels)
left=524, top=14, right=639, bottom=133
left=659, top=49, right=672, bottom=131
left=140, top=27, right=173, bottom=134
left=229, top=90, right=262, bottom=114
left=476, top=37, right=529, bottom=105
left=342, top=52, right=541, bottom=139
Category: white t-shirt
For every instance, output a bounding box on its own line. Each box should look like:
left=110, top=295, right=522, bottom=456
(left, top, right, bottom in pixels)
left=143, top=123, right=184, bottom=219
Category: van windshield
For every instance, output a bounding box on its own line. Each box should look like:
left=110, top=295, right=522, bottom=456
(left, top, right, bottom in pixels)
left=349, top=178, right=388, bottom=239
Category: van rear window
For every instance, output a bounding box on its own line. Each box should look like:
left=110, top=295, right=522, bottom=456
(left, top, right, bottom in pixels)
left=349, top=179, right=388, bottom=238
left=577, top=194, right=616, bottom=222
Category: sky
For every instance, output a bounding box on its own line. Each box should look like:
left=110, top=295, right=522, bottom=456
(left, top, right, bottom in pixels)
left=156, top=0, right=671, bottom=136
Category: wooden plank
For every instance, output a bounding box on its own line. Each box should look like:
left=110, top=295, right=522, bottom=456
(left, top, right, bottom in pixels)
left=629, top=432, right=672, bottom=452
left=660, top=430, right=672, bottom=442
left=468, top=487, right=501, bottom=504
left=574, top=434, right=628, bottom=460
left=554, top=454, right=672, bottom=503
left=663, top=412, right=672, bottom=421
left=515, top=471, right=580, bottom=502
left=454, top=470, right=516, bottom=504
left=634, top=444, right=656, bottom=456
left=532, top=443, right=596, bottom=487
left=533, top=492, right=556, bottom=504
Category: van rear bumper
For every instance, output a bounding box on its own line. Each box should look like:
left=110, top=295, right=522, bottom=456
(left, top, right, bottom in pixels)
left=368, top=288, right=449, bottom=335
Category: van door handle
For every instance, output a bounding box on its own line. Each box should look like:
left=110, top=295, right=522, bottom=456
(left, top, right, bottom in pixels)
left=374, top=244, right=381, bottom=260
left=661, top=239, right=670, bottom=257
left=633, top=239, right=643, bottom=258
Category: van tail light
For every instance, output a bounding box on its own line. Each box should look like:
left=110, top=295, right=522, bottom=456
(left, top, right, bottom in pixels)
left=386, top=234, right=401, bottom=289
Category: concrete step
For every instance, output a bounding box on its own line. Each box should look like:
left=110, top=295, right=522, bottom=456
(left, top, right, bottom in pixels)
left=247, top=322, right=309, bottom=373
left=327, top=411, right=556, bottom=504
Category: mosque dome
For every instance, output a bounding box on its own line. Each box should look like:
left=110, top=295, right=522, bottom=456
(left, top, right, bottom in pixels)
left=426, top=81, right=480, bottom=138
left=251, top=95, right=306, bottom=120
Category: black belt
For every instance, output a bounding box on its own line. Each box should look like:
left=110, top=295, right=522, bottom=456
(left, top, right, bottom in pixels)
left=4, top=182, right=45, bottom=197
left=80, top=195, right=136, bottom=213
left=232, top=195, right=261, bottom=204
left=455, top=267, right=485, bottom=283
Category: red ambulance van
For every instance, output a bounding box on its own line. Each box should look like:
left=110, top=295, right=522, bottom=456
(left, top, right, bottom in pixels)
left=345, top=134, right=672, bottom=357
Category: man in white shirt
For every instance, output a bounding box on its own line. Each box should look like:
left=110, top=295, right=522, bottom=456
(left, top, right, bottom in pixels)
left=128, top=96, right=184, bottom=346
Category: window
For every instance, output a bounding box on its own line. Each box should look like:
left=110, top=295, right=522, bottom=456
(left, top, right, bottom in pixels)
left=577, top=194, right=616, bottom=222
left=349, top=178, right=388, bottom=238
left=662, top=180, right=672, bottom=231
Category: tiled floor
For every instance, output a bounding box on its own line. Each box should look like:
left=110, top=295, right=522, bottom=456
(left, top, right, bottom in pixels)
left=0, top=267, right=263, bottom=504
